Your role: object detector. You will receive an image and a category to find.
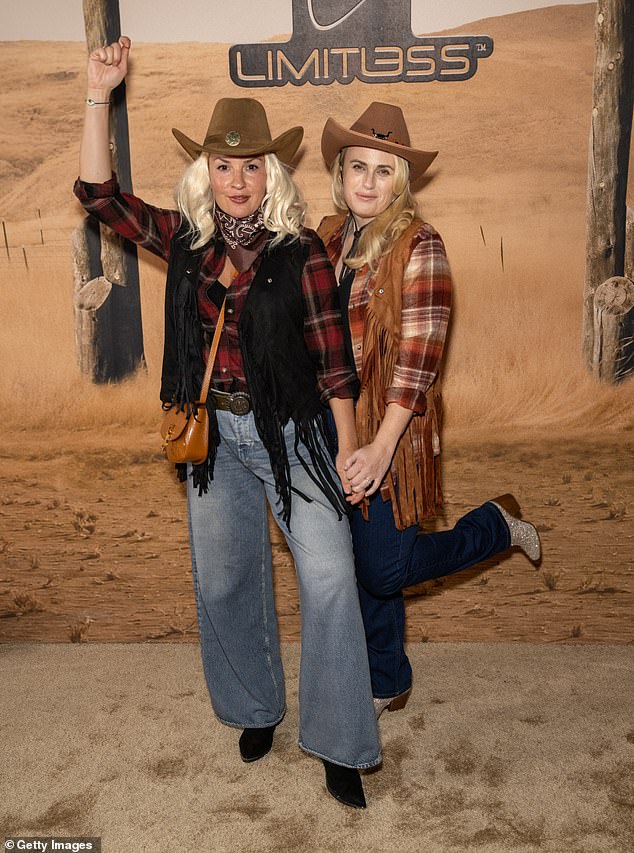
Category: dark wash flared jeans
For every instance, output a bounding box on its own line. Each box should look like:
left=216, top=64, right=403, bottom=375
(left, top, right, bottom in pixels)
left=351, top=491, right=511, bottom=698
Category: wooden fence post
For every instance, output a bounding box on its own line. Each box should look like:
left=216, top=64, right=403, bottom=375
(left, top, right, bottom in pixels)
left=625, top=207, right=634, bottom=282
left=583, top=0, right=634, bottom=380
left=617, top=207, right=634, bottom=378
left=73, top=0, right=145, bottom=382
left=71, top=220, right=112, bottom=378
left=592, top=277, right=634, bottom=382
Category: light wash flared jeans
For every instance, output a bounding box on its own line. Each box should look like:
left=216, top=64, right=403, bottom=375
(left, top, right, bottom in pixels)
left=186, top=410, right=381, bottom=769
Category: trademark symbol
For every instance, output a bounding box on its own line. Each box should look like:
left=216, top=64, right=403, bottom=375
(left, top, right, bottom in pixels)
left=477, top=42, right=488, bottom=53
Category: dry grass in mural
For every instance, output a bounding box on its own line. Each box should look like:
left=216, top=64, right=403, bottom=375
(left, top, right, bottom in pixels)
left=578, top=574, right=623, bottom=595
left=147, top=606, right=197, bottom=640
left=12, top=591, right=42, bottom=614
left=68, top=617, right=94, bottom=643
left=1, top=27, right=633, bottom=435
left=80, top=548, right=102, bottom=562
left=2, top=251, right=634, bottom=435
left=541, top=571, right=561, bottom=592
left=72, top=510, right=97, bottom=536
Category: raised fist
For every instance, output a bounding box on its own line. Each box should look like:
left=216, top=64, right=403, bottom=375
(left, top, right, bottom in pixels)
left=87, top=36, right=131, bottom=92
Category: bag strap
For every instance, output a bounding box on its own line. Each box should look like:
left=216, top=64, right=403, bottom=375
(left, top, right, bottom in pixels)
left=198, top=259, right=237, bottom=405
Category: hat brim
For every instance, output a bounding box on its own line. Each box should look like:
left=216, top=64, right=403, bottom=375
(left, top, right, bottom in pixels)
left=172, top=126, right=304, bottom=166
left=321, top=117, right=437, bottom=184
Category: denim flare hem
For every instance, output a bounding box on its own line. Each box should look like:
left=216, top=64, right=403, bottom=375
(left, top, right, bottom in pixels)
left=298, top=739, right=382, bottom=770
left=372, top=687, right=412, bottom=700
left=215, top=709, right=287, bottom=730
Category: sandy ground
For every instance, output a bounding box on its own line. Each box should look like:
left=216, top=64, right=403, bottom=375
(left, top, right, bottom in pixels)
left=1, top=426, right=632, bottom=645
left=3, top=642, right=634, bottom=852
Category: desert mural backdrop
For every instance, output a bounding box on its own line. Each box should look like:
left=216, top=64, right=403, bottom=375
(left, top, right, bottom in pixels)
left=1, top=2, right=632, bottom=645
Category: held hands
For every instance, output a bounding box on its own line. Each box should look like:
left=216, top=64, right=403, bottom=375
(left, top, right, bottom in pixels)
left=87, top=36, right=131, bottom=93
left=335, top=445, right=366, bottom=506
left=343, top=439, right=395, bottom=500
left=342, top=403, right=412, bottom=501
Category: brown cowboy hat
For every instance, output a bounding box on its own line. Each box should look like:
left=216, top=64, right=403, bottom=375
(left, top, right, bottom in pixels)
left=172, top=97, right=303, bottom=165
left=321, top=101, right=438, bottom=183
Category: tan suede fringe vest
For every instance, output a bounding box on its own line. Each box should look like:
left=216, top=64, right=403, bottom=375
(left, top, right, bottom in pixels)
left=319, top=215, right=443, bottom=531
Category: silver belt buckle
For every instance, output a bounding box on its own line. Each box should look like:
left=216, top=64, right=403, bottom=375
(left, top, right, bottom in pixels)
left=229, top=392, right=251, bottom=416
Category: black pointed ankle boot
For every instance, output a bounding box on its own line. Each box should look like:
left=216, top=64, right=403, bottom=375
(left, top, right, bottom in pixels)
left=238, top=725, right=276, bottom=763
left=322, top=760, right=366, bottom=809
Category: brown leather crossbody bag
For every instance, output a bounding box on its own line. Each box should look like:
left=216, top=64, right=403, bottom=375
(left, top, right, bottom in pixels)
left=160, top=297, right=226, bottom=465
left=161, top=260, right=236, bottom=465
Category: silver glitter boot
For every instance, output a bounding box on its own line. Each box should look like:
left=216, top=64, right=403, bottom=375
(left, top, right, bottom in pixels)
left=373, top=688, right=411, bottom=719
left=490, top=494, right=541, bottom=563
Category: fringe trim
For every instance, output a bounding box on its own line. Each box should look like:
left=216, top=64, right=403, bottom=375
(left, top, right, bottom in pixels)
left=385, top=385, right=443, bottom=530
left=172, top=272, right=221, bottom=496
left=173, top=273, right=205, bottom=409
left=240, top=332, right=294, bottom=523
left=240, top=332, right=346, bottom=528
left=356, top=304, right=443, bottom=532
left=173, top=399, right=220, bottom=496
left=295, top=412, right=350, bottom=525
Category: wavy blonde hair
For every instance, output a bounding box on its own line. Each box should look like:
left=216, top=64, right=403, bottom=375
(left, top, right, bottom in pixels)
left=330, top=149, right=417, bottom=272
left=175, top=153, right=305, bottom=250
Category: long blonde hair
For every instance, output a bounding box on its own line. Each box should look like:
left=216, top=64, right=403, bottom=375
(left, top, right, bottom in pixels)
left=175, top=153, right=305, bottom=250
left=330, top=149, right=417, bottom=271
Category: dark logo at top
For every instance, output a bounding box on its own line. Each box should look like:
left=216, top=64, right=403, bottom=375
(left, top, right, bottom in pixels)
left=229, top=0, right=493, bottom=87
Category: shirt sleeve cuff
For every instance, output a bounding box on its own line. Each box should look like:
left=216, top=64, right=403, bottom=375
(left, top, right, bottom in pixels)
left=73, top=173, right=120, bottom=201
left=319, top=376, right=360, bottom=404
left=384, top=387, right=427, bottom=415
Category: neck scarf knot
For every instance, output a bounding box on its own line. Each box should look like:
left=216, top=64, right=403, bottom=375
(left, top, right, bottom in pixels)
left=215, top=208, right=266, bottom=250
left=214, top=208, right=269, bottom=272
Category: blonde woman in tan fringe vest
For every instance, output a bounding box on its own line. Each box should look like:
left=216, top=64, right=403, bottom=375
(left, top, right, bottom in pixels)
left=317, top=102, right=541, bottom=717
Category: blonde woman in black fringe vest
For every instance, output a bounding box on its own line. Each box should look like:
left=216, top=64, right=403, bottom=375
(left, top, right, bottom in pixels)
left=75, top=37, right=380, bottom=809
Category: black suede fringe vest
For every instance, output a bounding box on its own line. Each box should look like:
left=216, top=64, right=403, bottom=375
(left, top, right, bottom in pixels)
left=160, top=226, right=348, bottom=526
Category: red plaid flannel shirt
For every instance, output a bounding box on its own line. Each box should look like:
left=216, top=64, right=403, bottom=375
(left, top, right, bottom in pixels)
left=74, top=176, right=357, bottom=401
left=321, top=217, right=452, bottom=413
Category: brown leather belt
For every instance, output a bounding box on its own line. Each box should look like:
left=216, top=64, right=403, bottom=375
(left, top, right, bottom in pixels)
left=209, top=389, right=252, bottom=416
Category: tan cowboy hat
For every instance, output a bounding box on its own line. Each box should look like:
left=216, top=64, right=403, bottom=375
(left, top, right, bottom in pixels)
left=172, top=98, right=303, bottom=165
left=321, top=101, right=438, bottom=183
